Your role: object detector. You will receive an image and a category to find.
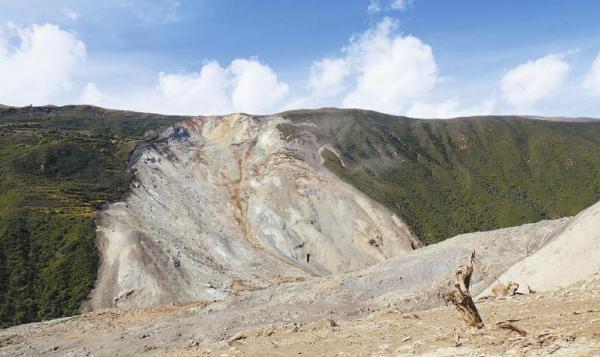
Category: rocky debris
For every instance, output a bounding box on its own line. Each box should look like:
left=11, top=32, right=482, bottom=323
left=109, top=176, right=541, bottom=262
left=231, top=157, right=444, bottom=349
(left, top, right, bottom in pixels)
left=88, top=114, right=418, bottom=310
left=184, top=339, right=200, bottom=350
left=1, top=264, right=599, bottom=356
left=1, top=192, right=599, bottom=355
left=497, top=321, right=527, bottom=336
left=506, top=282, right=519, bottom=296
left=227, top=332, right=247, bottom=344
left=490, top=281, right=520, bottom=297
left=299, top=318, right=337, bottom=332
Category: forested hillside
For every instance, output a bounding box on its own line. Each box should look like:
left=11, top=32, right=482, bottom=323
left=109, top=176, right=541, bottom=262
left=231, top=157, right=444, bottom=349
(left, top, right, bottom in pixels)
left=281, top=109, right=600, bottom=243
left=0, top=105, right=181, bottom=327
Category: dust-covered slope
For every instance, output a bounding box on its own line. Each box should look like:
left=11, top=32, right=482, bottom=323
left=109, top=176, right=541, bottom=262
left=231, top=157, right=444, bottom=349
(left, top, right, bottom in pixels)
left=88, top=114, right=418, bottom=309
left=485, top=199, right=600, bottom=293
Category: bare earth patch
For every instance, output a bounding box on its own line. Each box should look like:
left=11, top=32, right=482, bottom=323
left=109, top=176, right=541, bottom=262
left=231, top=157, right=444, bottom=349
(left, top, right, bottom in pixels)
left=1, top=279, right=598, bottom=356
left=186, top=279, right=600, bottom=356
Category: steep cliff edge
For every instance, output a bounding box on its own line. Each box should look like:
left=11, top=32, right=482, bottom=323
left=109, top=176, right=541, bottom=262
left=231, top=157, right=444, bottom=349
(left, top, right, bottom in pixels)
left=88, top=114, right=419, bottom=309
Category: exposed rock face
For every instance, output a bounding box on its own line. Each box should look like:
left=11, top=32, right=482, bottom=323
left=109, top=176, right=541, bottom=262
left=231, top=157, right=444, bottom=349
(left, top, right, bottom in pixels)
left=88, top=114, right=418, bottom=309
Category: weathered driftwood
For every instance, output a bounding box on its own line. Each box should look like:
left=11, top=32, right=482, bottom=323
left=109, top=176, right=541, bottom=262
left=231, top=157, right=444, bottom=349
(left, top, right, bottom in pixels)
left=443, top=250, right=484, bottom=328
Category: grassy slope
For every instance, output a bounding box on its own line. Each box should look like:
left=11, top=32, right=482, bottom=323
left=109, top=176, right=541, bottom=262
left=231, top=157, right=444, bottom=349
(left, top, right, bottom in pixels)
left=0, top=105, right=181, bottom=328
left=281, top=109, right=600, bottom=244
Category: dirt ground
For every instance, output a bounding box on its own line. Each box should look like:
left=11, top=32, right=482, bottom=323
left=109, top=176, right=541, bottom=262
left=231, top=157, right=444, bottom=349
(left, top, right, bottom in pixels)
left=180, top=280, right=600, bottom=356
left=2, top=278, right=598, bottom=356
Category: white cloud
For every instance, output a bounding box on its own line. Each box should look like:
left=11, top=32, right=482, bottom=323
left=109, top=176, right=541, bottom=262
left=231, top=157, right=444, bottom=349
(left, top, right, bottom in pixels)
left=81, top=82, right=105, bottom=104
left=407, top=99, right=496, bottom=118
left=90, top=58, right=289, bottom=115
left=229, top=59, right=289, bottom=113
left=368, top=0, right=381, bottom=14
left=11, top=20, right=587, bottom=118
left=65, top=8, right=80, bottom=21
left=341, top=18, right=438, bottom=113
left=308, top=57, right=350, bottom=97
left=390, top=0, right=410, bottom=10
left=0, top=23, right=86, bottom=106
left=149, top=61, right=231, bottom=114
left=370, top=0, right=412, bottom=13
left=501, top=54, right=570, bottom=109
left=583, top=52, right=600, bottom=97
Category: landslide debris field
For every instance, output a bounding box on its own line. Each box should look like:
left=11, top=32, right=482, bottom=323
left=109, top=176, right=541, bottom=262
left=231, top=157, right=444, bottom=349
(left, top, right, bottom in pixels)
left=1, top=197, right=600, bottom=356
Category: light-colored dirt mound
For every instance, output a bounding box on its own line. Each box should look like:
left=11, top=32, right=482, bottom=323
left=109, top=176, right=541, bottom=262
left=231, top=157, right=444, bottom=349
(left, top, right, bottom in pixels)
left=481, top=200, right=600, bottom=295
left=88, top=114, right=418, bottom=310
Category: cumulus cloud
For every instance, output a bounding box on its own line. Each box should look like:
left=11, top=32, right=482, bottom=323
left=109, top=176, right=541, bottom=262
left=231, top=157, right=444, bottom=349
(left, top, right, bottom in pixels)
left=0, top=23, right=86, bottom=106
left=64, top=8, right=80, bottom=21
left=583, top=52, right=600, bottom=97
left=5, top=20, right=565, bottom=118
left=341, top=18, right=438, bottom=113
left=501, top=54, right=570, bottom=109
left=80, top=82, right=105, bottom=104
left=229, top=59, right=289, bottom=113
left=90, top=58, right=289, bottom=115
left=407, top=99, right=496, bottom=118
left=367, top=0, right=381, bottom=14
left=390, top=0, right=411, bottom=10
left=305, top=17, right=463, bottom=115
left=8, top=22, right=285, bottom=115
left=308, top=58, right=350, bottom=97
left=369, top=0, right=411, bottom=13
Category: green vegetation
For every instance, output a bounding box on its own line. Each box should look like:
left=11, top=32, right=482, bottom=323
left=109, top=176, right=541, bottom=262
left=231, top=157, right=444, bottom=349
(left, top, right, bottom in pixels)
left=0, top=105, right=181, bottom=328
left=282, top=109, right=600, bottom=244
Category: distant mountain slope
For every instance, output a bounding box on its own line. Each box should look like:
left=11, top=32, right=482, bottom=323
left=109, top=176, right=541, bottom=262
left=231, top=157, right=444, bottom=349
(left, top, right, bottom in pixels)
left=280, top=108, right=600, bottom=243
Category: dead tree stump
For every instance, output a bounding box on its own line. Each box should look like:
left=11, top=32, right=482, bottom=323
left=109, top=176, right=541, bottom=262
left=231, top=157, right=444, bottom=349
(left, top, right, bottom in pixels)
left=443, top=250, right=484, bottom=328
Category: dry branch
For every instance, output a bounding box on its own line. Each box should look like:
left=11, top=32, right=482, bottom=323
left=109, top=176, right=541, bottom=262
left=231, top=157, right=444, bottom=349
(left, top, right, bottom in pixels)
left=443, top=250, right=484, bottom=328
left=497, top=321, right=527, bottom=337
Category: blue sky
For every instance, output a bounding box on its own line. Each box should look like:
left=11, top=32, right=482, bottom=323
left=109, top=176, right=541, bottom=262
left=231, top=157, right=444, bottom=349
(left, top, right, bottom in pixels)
left=2, top=0, right=600, bottom=117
